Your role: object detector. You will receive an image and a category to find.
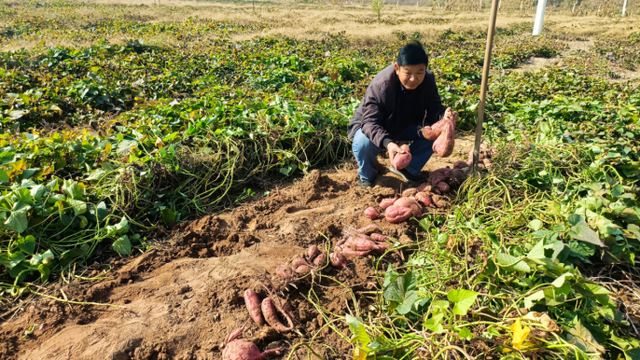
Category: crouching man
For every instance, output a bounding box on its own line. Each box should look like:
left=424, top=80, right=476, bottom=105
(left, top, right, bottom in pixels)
left=347, top=41, right=456, bottom=187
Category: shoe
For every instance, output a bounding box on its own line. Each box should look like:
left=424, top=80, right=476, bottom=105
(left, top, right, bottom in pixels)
left=389, top=166, right=421, bottom=184
left=357, top=179, right=374, bottom=187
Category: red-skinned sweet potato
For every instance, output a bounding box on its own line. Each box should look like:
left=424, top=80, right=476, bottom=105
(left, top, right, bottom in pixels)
left=453, top=161, right=469, bottom=169
left=393, top=197, right=422, bottom=217
left=275, top=265, right=293, bottom=280
left=295, top=265, right=312, bottom=277
left=364, top=207, right=380, bottom=219
left=357, top=223, right=380, bottom=234
left=391, top=144, right=412, bottom=170
left=308, top=245, right=320, bottom=260
left=414, top=192, right=432, bottom=207
left=402, top=188, right=418, bottom=197
left=223, top=325, right=281, bottom=360
left=345, top=236, right=384, bottom=253
left=244, top=289, right=264, bottom=326
left=437, top=182, right=450, bottom=193
left=417, top=183, right=432, bottom=192
left=433, top=118, right=455, bottom=157
left=336, top=245, right=371, bottom=259
left=432, top=194, right=449, bottom=208
left=313, top=253, right=327, bottom=267
left=385, top=205, right=413, bottom=223
left=330, top=252, right=347, bottom=269
left=261, top=298, right=290, bottom=332
left=291, top=258, right=309, bottom=268
left=370, top=233, right=389, bottom=242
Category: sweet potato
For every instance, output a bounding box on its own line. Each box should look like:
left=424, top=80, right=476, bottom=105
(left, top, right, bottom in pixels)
left=401, top=188, right=418, bottom=197
left=291, top=258, right=309, bottom=268
left=308, top=245, right=320, bottom=260
left=261, top=298, right=290, bottom=332
left=244, top=289, right=265, bottom=326
left=385, top=205, right=413, bottom=223
left=379, top=198, right=395, bottom=209
left=275, top=265, right=293, bottom=280
left=450, top=169, right=466, bottom=180
left=432, top=194, right=449, bottom=208
left=437, top=182, right=450, bottom=193
left=417, top=183, right=432, bottom=192
left=313, top=253, right=327, bottom=267
left=453, top=161, right=468, bottom=170
left=330, top=252, right=347, bottom=269
left=357, top=223, right=379, bottom=234
left=336, top=245, right=371, bottom=259
left=364, top=207, right=380, bottom=219
left=414, top=192, right=432, bottom=207
left=345, top=236, right=384, bottom=253
left=421, top=125, right=440, bottom=140
left=433, top=118, right=455, bottom=158
left=295, top=265, right=312, bottom=277
left=391, top=144, right=412, bottom=170
left=393, top=197, right=422, bottom=217
left=223, top=325, right=281, bottom=360
left=370, top=233, right=389, bottom=242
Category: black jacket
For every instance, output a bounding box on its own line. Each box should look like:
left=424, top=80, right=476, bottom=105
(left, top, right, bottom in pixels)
left=347, top=64, right=447, bottom=148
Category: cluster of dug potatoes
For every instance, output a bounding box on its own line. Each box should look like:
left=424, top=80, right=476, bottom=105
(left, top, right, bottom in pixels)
left=364, top=166, right=468, bottom=224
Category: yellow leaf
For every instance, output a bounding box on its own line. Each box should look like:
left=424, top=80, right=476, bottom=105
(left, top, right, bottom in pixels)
left=510, top=319, right=531, bottom=350
left=105, top=142, right=112, bottom=155
left=353, top=347, right=367, bottom=360
left=155, top=137, right=165, bottom=148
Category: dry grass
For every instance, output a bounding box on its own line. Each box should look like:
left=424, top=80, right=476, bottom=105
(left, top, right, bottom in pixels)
left=3, top=0, right=637, bottom=48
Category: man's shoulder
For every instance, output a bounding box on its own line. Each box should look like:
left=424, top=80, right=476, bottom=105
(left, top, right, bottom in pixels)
left=371, top=64, right=397, bottom=85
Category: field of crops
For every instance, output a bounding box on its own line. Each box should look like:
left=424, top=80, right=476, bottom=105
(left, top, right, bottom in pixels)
left=1, top=0, right=640, bottom=359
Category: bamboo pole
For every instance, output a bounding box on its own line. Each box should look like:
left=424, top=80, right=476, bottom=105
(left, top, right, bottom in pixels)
left=472, top=0, right=500, bottom=171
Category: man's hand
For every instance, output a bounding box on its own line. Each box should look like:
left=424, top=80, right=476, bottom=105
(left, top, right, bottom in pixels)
left=387, top=142, right=404, bottom=164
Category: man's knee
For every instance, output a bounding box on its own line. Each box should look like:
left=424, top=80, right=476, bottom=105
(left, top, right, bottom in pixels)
left=353, top=129, right=379, bottom=154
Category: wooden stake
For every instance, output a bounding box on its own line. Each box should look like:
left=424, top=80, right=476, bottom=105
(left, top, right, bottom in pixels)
left=472, top=0, right=500, bottom=171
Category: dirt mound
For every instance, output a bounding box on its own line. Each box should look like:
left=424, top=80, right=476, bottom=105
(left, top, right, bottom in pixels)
left=0, top=136, right=474, bottom=360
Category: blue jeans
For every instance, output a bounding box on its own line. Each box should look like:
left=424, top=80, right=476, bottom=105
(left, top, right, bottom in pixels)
left=352, top=126, right=435, bottom=182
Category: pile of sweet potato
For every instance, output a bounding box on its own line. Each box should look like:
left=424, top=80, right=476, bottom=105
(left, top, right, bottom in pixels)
left=243, top=289, right=295, bottom=332
left=364, top=166, right=467, bottom=224
left=331, top=224, right=392, bottom=261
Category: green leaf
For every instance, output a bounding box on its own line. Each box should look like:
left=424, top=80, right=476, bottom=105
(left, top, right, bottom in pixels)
left=496, top=253, right=531, bottom=273
left=113, top=235, right=132, bottom=255
left=16, top=235, right=36, bottom=255
left=447, top=289, right=478, bottom=315
left=4, top=208, right=29, bottom=233
left=552, top=273, right=574, bottom=288
left=425, top=311, right=445, bottom=333
left=458, top=327, right=473, bottom=341
left=0, top=169, right=9, bottom=183
left=526, top=239, right=546, bottom=264
left=161, top=208, right=176, bottom=224
left=383, top=271, right=418, bottom=315
left=14, top=188, right=34, bottom=206
left=573, top=282, right=613, bottom=297
left=566, top=321, right=605, bottom=354
left=0, top=251, right=26, bottom=269
left=68, top=199, right=87, bottom=216
left=38, top=263, right=51, bottom=282
left=524, top=290, right=545, bottom=309
left=567, top=241, right=595, bottom=263
left=528, top=219, right=543, bottom=231
left=568, top=218, right=604, bottom=247
left=346, top=314, right=371, bottom=351
left=63, top=180, right=85, bottom=200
